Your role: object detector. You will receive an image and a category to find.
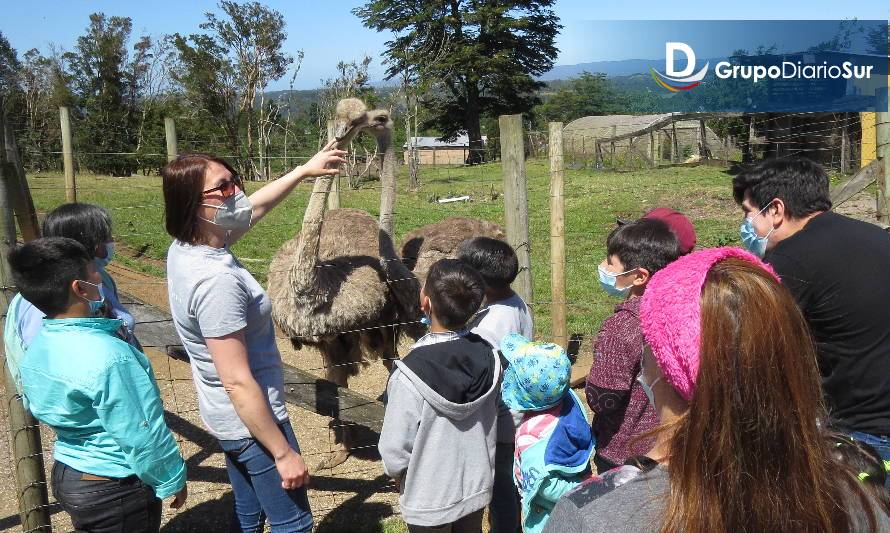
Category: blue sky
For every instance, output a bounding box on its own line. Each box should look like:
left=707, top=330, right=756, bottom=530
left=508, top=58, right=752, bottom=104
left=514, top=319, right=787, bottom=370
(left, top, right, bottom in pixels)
left=2, top=0, right=888, bottom=89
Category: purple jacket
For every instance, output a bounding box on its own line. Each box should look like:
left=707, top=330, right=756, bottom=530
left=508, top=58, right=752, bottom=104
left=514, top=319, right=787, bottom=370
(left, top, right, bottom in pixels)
left=585, top=296, right=657, bottom=467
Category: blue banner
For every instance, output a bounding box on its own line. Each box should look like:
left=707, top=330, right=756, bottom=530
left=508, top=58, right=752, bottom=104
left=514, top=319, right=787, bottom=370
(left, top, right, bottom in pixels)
left=561, top=20, right=889, bottom=112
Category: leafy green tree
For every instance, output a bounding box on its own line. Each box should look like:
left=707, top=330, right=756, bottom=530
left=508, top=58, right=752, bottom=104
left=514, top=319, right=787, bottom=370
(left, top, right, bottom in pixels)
left=66, top=13, right=141, bottom=175
left=534, top=72, right=625, bottom=125
left=172, top=1, right=293, bottom=177
left=0, top=31, right=21, bottom=98
left=355, top=0, right=561, bottom=163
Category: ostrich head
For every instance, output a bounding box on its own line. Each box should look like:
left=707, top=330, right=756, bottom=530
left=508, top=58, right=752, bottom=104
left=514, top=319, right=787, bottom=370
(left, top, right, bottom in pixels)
left=334, top=98, right=370, bottom=146
left=364, top=109, right=394, bottom=151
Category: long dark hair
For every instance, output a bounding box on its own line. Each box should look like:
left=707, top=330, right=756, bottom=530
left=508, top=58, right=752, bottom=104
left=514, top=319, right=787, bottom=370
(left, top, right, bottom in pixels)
left=661, top=258, right=879, bottom=533
left=161, top=153, right=238, bottom=244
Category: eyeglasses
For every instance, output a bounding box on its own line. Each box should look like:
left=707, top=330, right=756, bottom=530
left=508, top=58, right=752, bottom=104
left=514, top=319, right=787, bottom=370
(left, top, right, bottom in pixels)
left=202, top=175, right=243, bottom=198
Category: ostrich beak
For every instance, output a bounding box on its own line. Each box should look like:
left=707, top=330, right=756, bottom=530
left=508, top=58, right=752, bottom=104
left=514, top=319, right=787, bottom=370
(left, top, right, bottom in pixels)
left=334, top=122, right=356, bottom=143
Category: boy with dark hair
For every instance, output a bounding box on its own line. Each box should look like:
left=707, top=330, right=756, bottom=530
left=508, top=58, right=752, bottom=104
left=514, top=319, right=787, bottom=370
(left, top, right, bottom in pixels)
left=379, top=258, right=501, bottom=532
left=732, top=157, right=890, bottom=483
left=8, top=237, right=187, bottom=532
left=457, top=236, right=532, bottom=532
left=586, top=218, right=681, bottom=472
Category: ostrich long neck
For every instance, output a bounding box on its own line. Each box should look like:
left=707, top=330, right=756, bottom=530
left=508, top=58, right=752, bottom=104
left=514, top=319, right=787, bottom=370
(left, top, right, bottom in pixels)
left=290, top=174, right=334, bottom=293
left=290, top=129, right=360, bottom=294
left=377, top=131, right=396, bottom=238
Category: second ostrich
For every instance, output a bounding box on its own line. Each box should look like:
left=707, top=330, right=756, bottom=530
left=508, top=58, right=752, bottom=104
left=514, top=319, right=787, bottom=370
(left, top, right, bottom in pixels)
left=267, top=98, right=421, bottom=468
left=401, top=216, right=507, bottom=284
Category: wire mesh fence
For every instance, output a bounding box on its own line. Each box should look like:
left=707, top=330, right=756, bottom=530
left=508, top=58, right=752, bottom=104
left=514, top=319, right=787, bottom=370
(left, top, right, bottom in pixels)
left=1, top=109, right=885, bottom=531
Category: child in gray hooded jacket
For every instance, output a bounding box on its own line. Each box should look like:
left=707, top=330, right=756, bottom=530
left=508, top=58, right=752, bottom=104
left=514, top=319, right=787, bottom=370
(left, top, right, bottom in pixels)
left=379, top=259, right=501, bottom=532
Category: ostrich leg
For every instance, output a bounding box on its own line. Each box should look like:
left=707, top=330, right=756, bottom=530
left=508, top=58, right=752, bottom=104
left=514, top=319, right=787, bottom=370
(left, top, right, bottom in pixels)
left=316, top=335, right=361, bottom=470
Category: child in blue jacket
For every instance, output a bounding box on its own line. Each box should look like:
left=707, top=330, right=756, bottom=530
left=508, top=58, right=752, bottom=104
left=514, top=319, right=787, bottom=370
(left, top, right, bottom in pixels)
left=501, top=333, right=595, bottom=533
left=8, top=237, right=186, bottom=532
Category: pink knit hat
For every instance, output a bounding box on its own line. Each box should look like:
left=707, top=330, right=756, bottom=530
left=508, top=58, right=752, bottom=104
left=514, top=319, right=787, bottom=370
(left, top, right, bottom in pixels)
left=639, top=247, right=780, bottom=401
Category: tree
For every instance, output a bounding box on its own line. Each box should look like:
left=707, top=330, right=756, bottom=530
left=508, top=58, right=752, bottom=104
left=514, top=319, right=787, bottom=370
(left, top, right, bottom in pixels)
left=172, top=1, right=293, bottom=178
left=0, top=31, right=22, bottom=98
left=66, top=13, right=141, bottom=175
left=534, top=72, right=623, bottom=125
left=355, top=0, right=561, bottom=164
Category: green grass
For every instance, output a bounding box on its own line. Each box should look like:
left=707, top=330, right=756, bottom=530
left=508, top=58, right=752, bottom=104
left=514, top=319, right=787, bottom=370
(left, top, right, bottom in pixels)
left=27, top=160, right=745, bottom=338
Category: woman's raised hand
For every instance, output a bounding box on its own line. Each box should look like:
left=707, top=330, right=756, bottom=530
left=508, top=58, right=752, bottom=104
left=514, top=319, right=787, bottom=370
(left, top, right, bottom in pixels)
left=300, top=140, right=347, bottom=177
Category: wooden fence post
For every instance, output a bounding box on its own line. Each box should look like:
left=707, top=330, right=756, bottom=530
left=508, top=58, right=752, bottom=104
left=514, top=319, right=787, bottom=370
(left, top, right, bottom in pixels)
left=164, top=117, right=178, bottom=163
left=649, top=131, right=656, bottom=168
left=877, top=111, right=890, bottom=223
left=59, top=106, right=76, bottom=203
left=326, top=120, right=340, bottom=210
left=499, top=114, right=533, bottom=304
left=671, top=120, right=679, bottom=163
left=1, top=102, right=40, bottom=242
left=610, top=125, right=617, bottom=168
left=1, top=100, right=51, bottom=532
left=549, top=123, right=567, bottom=348
left=698, top=119, right=711, bottom=160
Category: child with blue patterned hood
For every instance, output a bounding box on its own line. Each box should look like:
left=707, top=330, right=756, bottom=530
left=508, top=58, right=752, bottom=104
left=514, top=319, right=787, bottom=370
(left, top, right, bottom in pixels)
left=501, top=333, right=595, bottom=533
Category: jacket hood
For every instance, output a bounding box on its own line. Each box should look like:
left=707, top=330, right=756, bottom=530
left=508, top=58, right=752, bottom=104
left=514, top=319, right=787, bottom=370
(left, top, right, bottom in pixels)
left=396, top=333, right=501, bottom=420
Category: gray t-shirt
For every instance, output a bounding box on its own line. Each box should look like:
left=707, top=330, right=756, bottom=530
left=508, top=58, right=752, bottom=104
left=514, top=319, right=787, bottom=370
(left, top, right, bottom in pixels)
left=167, top=240, right=288, bottom=440
left=469, top=292, right=533, bottom=443
left=546, top=465, right=890, bottom=533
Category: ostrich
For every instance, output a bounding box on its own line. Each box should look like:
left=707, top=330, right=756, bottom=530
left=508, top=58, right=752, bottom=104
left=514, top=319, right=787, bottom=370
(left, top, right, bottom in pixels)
left=401, top=216, right=507, bottom=283
left=267, top=98, right=421, bottom=468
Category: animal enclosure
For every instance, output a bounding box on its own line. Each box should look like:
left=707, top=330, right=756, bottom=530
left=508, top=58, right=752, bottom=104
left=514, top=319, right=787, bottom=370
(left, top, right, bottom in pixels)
left=2, top=104, right=888, bottom=532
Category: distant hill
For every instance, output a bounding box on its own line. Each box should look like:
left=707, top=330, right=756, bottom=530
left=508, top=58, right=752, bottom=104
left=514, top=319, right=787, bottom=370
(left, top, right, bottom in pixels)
left=540, top=59, right=664, bottom=80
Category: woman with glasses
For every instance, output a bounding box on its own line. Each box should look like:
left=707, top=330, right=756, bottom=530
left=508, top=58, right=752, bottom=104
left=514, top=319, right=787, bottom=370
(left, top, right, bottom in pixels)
left=161, top=144, right=345, bottom=533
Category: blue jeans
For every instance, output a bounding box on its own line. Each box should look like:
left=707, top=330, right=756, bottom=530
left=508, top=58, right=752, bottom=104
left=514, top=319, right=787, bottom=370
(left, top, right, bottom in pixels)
left=219, top=421, right=313, bottom=533
left=850, top=431, right=890, bottom=490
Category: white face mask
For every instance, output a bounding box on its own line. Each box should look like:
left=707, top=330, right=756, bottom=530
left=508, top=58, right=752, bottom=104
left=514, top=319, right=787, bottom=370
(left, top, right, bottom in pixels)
left=637, top=372, right=662, bottom=409
left=200, top=191, right=253, bottom=230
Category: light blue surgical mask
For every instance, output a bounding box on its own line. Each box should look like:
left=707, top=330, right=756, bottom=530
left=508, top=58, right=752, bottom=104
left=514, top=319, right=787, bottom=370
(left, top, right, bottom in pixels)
left=77, top=280, right=106, bottom=315
left=739, top=202, right=775, bottom=258
left=598, top=265, right=637, bottom=298
left=95, top=242, right=114, bottom=268
left=636, top=372, right=662, bottom=408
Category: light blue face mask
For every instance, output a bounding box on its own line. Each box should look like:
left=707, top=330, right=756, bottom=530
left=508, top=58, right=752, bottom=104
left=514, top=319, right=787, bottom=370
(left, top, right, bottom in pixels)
left=95, top=242, right=114, bottom=268
left=78, top=280, right=106, bottom=315
left=636, top=373, right=662, bottom=408
left=739, top=202, right=775, bottom=258
left=598, top=265, right=637, bottom=298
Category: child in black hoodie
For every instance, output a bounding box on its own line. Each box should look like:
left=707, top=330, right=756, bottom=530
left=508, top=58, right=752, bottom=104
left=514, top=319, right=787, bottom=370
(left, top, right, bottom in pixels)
left=379, top=259, right=501, bottom=532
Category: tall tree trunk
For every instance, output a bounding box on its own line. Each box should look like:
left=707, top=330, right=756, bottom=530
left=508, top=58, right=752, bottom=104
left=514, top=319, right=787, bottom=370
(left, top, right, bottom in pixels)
left=464, top=79, right=484, bottom=165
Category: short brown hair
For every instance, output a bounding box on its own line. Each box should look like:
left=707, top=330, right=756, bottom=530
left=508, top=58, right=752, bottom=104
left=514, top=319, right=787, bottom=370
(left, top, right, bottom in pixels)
left=161, top=153, right=238, bottom=244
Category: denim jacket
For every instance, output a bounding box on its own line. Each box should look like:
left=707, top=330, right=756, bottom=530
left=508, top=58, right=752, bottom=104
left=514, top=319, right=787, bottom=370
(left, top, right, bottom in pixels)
left=20, top=317, right=186, bottom=498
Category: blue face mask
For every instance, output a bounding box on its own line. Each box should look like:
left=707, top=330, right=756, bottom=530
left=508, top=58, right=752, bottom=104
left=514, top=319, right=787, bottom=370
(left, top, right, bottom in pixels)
left=636, top=373, right=662, bottom=408
left=78, top=280, right=106, bottom=315
left=598, top=265, right=637, bottom=297
left=739, top=203, right=775, bottom=258
left=95, top=242, right=114, bottom=268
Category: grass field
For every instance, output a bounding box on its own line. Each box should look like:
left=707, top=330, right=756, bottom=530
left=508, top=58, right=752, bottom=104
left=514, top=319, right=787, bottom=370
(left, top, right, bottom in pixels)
left=27, top=159, right=747, bottom=339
